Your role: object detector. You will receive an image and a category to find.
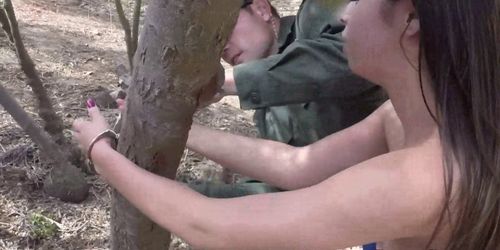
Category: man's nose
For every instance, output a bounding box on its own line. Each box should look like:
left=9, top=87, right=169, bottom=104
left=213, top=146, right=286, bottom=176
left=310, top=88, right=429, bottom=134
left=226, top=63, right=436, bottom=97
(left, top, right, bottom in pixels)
left=221, top=45, right=233, bottom=64
left=339, top=15, right=347, bottom=25
left=222, top=45, right=230, bottom=59
left=340, top=2, right=355, bottom=25
left=340, top=11, right=349, bottom=25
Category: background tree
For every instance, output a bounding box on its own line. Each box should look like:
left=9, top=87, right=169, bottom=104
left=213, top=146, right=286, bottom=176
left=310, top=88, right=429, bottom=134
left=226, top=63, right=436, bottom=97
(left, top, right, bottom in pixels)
left=111, top=0, right=240, bottom=248
left=0, top=83, right=88, bottom=202
left=114, top=0, right=142, bottom=71
left=0, top=5, right=13, bottom=44
left=0, top=0, right=88, bottom=202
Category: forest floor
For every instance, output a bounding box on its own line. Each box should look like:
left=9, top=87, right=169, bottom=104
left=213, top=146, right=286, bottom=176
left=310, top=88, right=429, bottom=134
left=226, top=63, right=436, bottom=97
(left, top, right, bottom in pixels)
left=0, top=0, right=361, bottom=249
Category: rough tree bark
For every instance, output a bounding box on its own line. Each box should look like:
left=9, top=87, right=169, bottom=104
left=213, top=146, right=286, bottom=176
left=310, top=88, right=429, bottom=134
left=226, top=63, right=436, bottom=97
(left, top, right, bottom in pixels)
left=1, top=0, right=88, bottom=202
left=0, top=83, right=89, bottom=202
left=112, top=0, right=240, bottom=249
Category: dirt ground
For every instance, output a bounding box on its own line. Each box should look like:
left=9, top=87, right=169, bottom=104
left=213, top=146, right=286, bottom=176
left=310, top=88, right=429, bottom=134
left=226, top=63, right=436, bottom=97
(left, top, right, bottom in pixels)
left=0, top=0, right=361, bottom=249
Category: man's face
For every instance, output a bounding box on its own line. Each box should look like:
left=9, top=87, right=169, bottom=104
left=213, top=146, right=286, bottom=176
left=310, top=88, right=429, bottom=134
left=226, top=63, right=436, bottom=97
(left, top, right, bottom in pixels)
left=222, top=8, right=276, bottom=66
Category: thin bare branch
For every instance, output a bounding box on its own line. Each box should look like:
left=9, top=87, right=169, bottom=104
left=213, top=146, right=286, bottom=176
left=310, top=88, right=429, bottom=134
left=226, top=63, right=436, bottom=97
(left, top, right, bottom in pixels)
left=131, top=0, right=142, bottom=58
left=0, top=1, right=88, bottom=203
left=0, top=7, right=13, bottom=43
left=0, top=83, right=68, bottom=168
left=114, top=0, right=133, bottom=70
left=2, top=0, right=65, bottom=144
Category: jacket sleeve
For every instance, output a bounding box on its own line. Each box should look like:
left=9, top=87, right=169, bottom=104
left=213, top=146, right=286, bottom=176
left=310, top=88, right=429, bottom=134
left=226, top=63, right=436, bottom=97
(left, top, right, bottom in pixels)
left=234, top=29, right=378, bottom=110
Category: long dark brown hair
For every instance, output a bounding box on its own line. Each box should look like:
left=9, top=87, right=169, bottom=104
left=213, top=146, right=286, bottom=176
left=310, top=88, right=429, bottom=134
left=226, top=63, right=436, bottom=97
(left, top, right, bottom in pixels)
left=411, top=0, right=499, bottom=248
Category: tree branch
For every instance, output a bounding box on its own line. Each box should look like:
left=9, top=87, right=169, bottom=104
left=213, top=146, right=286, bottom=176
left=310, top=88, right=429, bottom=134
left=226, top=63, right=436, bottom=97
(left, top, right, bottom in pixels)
left=130, top=0, right=142, bottom=58
left=2, top=0, right=65, bottom=144
left=0, top=84, right=65, bottom=165
left=0, top=1, right=88, bottom=203
left=0, top=83, right=88, bottom=203
left=0, top=7, right=13, bottom=44
left=114, top=0, right=133, bottom=70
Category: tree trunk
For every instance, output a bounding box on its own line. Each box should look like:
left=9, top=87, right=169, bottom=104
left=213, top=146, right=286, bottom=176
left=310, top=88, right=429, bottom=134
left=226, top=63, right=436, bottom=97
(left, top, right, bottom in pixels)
left=111, top=0, right=239, bottom=249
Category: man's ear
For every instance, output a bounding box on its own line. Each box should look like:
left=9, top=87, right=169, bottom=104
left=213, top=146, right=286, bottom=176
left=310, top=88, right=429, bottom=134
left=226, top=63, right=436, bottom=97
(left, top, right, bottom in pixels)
left=250, top=0, right=273, bottom=21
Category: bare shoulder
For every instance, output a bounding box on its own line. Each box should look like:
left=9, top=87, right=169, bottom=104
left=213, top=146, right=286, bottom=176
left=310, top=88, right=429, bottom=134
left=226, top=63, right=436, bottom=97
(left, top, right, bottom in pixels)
left=362, top=100, right=405, bottom=150
left=363, top=100, right=394, bottom=123
left=339, top=137, right=445, bottom=215
left=345, top=100, right=402, bottom=152
left=379, top=101, right=405, bottom=150
left=302, top=138, right=446, bottom=246
left=356, top=100, right=398, bottom=138
left=348, top=139, right=443, bottom=210
left=335, top=100, right=395, bottom=149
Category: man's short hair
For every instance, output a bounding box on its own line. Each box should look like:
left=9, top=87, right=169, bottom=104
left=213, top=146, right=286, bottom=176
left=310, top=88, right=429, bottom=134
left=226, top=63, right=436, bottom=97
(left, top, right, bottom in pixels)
left=241, top=0, right=253, bottom=8
left=269, top=4, right=280, bottom=18
left=242, top=0, right=280, bottom=18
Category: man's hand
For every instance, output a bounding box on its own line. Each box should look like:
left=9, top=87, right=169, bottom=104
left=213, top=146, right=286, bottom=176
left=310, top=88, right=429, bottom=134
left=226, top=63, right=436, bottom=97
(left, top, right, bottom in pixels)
left=198, top=65, right=244, bottom=108
left=221, top=67, right=237, bottom=96
left=197, top=63, right=226, bottom=108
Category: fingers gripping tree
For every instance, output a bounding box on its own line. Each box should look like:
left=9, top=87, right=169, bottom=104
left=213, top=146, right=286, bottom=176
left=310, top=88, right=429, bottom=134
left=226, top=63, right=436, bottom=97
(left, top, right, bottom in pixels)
left=111, top=0, right=239, bottom=249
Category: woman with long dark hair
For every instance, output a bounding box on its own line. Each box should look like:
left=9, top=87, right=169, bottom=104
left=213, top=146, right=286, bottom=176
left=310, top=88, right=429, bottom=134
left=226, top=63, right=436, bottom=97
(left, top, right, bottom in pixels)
left=72, top=0, right=499, bottom=248
left=405, top=0, right=499, bottom=248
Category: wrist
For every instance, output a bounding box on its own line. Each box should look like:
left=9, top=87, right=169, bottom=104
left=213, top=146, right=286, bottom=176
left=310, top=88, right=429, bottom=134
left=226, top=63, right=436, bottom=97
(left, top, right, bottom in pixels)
left=223, top=69, right=237, bottom=95
left=87, top=129, right=119, bottom=166
left=90, top=140, right=113, bottom=174
left=222, top=82, right=237, bottom=96
left=187, top=124, right=202, bottom=149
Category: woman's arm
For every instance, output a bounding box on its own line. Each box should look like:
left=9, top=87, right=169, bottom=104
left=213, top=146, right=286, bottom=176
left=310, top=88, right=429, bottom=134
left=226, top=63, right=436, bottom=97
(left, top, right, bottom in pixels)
left=73, top=104, right=442, bottom=249
left=187, top=102, right=391, bottom=190
left=89, top=142, right=224, bottom=248
left=91, top=139, right=444, bottom=249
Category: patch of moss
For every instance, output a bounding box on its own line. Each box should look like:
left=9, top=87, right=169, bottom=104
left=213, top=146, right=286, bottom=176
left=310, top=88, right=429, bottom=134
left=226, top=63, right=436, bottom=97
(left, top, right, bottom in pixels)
left=29, top=213, right=59, bottom=239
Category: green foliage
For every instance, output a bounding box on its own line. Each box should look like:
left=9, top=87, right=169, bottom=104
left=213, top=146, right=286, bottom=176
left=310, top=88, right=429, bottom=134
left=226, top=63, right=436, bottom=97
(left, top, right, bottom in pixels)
left=29, top=213, right=60, bottom=239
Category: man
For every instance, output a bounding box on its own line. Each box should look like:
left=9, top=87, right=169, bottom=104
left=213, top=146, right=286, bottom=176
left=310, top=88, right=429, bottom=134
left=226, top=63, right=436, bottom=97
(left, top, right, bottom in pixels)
left=190, top=0, right=387, bottom=197
left=219, top=0, right=386, bottom=147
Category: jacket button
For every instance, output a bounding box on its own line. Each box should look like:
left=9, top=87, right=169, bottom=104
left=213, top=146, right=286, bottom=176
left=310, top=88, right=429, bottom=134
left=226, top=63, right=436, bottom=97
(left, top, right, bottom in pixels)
left=250, top=91, right=261, bottom=104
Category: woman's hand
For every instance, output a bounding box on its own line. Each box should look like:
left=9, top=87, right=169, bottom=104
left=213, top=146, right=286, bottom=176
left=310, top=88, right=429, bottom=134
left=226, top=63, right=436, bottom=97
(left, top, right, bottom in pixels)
left=72, top=99, right=112, bottom=154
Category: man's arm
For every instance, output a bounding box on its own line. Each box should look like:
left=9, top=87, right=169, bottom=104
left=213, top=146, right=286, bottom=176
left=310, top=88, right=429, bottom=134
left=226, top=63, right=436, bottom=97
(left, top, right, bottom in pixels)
left=187, top=102, right=391, bottom=190
left=232, top=31, right=384, bottom=109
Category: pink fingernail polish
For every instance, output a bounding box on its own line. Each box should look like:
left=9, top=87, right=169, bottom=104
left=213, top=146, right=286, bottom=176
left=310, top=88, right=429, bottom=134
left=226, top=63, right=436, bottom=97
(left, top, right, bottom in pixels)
left=86, top=99, right=96, bottom=108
